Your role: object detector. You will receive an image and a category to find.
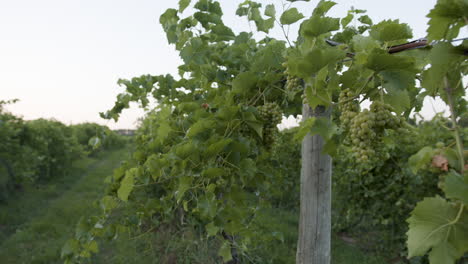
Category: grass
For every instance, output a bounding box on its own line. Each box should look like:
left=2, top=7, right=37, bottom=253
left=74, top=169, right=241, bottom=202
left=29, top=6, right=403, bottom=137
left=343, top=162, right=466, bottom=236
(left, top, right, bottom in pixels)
left=0, top=148, right=131, bottom=264
left=90, top=224, right=221, bottom=264
left=91, top=207, right=388, bottom=264
left=0, top=156, right=95, bottom=242
left=0, top=146, right=389, bottom=263
left=247, top=207, right=388, bottom=264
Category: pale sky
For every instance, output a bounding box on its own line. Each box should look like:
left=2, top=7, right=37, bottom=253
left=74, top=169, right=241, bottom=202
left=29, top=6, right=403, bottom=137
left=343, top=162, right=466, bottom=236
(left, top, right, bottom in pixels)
left=0, top=0, right=445, bottom=129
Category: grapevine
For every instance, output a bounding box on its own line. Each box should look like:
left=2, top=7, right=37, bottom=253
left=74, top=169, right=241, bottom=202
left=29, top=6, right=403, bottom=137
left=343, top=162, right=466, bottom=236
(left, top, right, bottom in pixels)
left=62, top=0, right=467, bottom=263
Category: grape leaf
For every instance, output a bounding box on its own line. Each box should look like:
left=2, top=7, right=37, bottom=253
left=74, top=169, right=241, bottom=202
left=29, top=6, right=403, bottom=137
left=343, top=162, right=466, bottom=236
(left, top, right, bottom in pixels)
left=288, top=48, right=345, bottom=78
left=211, top=24, right=235, bottom=41
left=445, top=172, right=468, bottom=204
left=61, top=239, right=80, bottom=258
left=369, top=19, right=412, bottom=42
left=310, top=116, right=337, bottom=140
left=265, top=4, right=275, bottom=18
left=421, top=42, right=462, bottom=96
left=175, top=176, right=192, bottom=203
left=426, top=0, right=468, bottom=41
left=322, top=136, right=338, bottom=156
left=156, top=123, right=171, bottom=144
left=194, top=11, right=222, bottom=29
left=175, top=142, right=197, bottom=159
left=312, top=1, right=336, bottom=16
left=219, top=241, right=233, bottom=262
left=205, top=222, right=219, bottom=237
left=187, top=119, right=214, bottom=138
left=117, top=169, right=135, bottom=202
left=242, top=111, right=263, bottom=139
left=407, top=197, right=468, bottom=262
left=256, top=17, right=275, bottom=33
left=216, top=106, right=239, bottom=121
left=202, top=167, right=225, bottom=178
left=341, top=13, right=353, bottom=27
left=197, top=193, right=217, bottom=219
left=179, top=0, right=191, bottom=13
left=358, top=15, right=372, bottom=25
left=442, top=147, right=459, bottom=169
left=306, top=84, right=332, bottom=109
left=383, top=88, right=410, bottom=114
left=408, top=146, right=434, bottom=174
left=300, top=16, right=340, bottom=38
left=351, top=35, right=379, bottom=52
left=280, top=8, right=304, bottom=25
left=428, top=42, right=461, bottom=70
left=205, top=138, right=233, bottom=158
left=237, top=3, right=275, bottom=33
left=429, top=243, right=460, bottom=264
left=294, top=116, right=336, bottom=141
left=194, top=0, right=222, bottom=15
left=159, top=9, right=179, bottom=44
left=100, top=196, right=119, bottom=211
left=380, top=70, right=415, bottom=91
left=251, top=40, right=285, bottom=72
left=294, top=117, right=316, bottom=141
left=180, top=38, right=208, bottom=64
left=145, top=154, right=166, bottom=180
left=232, top=71, right=258, bottom=96
left=85, top=241, right=98, bottom=253
left=366, top=50, right=415, bottom=72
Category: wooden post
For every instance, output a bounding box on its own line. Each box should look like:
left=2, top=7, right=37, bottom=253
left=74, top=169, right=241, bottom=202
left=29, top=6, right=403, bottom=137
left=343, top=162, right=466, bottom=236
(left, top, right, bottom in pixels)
left=296, top=104, right=332, bottom=264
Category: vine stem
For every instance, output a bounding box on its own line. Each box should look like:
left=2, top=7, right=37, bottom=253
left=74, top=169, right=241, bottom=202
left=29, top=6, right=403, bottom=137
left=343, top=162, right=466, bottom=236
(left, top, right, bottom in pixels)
left=444, top=76, right=465, bottom=173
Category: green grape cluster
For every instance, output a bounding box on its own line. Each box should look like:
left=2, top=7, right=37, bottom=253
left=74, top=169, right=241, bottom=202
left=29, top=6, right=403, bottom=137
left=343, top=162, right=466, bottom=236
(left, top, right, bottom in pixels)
left=338, top=88, right=360, bottom=129
left=286, top=75, right=302, bottom=91
left=349, top=109, right=378, bottom=163
left=395, top=122, right=418, bottom=145
left=369, top=101, right=402, bottom=130
left=258, top=102, right=283, bottom=148
left=282, top=62, right=303, bottom=101
left=348, top=101, right=403, bottom=165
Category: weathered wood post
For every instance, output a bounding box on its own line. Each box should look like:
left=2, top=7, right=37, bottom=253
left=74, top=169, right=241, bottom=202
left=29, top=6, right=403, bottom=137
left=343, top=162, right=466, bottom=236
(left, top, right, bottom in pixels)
left=296, top=104, right=332, bottom=264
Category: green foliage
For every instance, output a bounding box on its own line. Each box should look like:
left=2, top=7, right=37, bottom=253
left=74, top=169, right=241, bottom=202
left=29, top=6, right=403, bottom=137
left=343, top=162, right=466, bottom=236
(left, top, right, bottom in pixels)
left=236, top=1, right=275, bottom=33
left=0, top=104, right=28, bottom=201
left=426, top=0, right=468, bottom=41
left=408, top=146, right=434, bottom=174
left=67, top=0, right=466, bottom=263
left=21, top=119, right=83, bottom=181
left=404, top=1, right=468, bottom=262
left=71, top=123, right=128, bottom=155
left=280, top=8, right=304, bottom=25
left=0, top=107, right=86, bottom=199
left=407, top=197, right=468, bottom=263
left=333, top=118, right=441, bottom=256
left=369, top=19, right=412, bottom=43
left=0, top=103, right=126, bottom=202
left=445, top=172, right=468, bottom=204
left=407, top=159, right=468, bottom=264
